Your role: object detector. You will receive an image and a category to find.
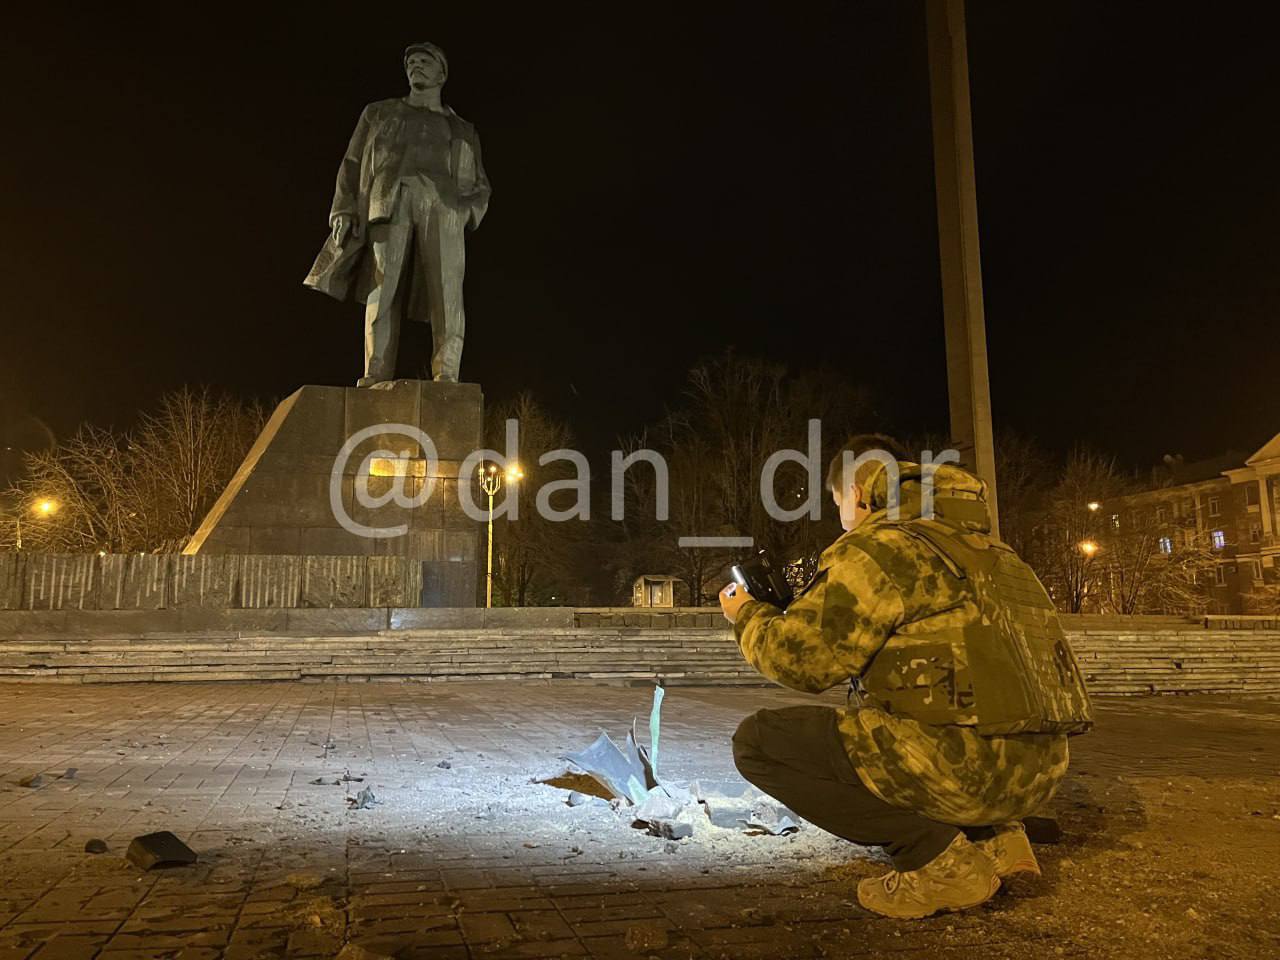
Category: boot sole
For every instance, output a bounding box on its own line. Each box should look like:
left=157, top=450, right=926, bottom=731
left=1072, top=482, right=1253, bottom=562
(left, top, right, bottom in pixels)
left=996, top=859, right=1042, bottom=880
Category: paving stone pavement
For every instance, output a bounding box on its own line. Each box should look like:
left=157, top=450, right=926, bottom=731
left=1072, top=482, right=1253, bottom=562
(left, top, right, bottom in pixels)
left=0, top=681, right=1276, bottom=959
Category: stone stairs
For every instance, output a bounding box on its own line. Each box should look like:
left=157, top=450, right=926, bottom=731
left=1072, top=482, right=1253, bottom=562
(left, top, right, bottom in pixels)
left=0, top=628, right=765, bottom=686
left=0, top=620, right=1277, bottom=695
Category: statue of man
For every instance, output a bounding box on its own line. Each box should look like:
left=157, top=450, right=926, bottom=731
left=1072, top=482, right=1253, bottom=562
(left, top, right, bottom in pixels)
left=304, top=42, right=491, bottom=385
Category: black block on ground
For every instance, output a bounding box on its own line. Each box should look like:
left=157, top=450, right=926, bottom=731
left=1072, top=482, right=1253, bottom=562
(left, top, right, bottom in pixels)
left=126, top=831, right=197, bottom=869
left=1024, top=816, right=1063, bottom=844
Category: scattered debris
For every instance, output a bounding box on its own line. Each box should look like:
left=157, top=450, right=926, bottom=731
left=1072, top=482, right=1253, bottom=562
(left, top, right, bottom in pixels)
left=741, top=804, right=800, bottom=836
left=18, top=774, right=44, bottom=788
left=340, top=771, right=364, bottom=783
left=126, top=831, right=198, bottom=870
left=63, top=768, right=77, bottom=780
left=310, top=777, right=339, bottom=786
left=560, top=729, right=654, bottom=805
left=550, top=686, right=802, bottom=844
left=436, top=760, right=452, bottom=770
left=84, top=838, right=108, bottom=854
left=566, top=790, right=606, bottom=808
left=348, top=787, right=377, bottom=810
left=655, top=821, right=694, bottom=841
left=647, top=683, right=665, bottom=779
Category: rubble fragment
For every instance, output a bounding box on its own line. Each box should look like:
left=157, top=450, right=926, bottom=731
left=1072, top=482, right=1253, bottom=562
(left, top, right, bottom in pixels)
left=1024, top=816, right=1063, bottom=844
left=552, top=687, right=803, bottom=843
left=84, top=838, right=108, bottom=854
left=126, top=831, right=197, bottom=870
left=561, top=730, right=653, bottom=805
left=18, top=774, right=44, bottom=788
left=348, top=787, right=377, bottom=810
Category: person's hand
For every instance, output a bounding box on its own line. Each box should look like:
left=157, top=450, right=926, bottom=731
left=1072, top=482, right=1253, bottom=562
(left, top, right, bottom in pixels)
left=719, top=581, right=751, bottom=624
left=331, top=214, right=359, bottom=246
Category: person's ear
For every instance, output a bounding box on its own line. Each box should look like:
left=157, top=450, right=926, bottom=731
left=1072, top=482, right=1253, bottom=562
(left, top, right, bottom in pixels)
left=854, top=483, right=869, bottom=511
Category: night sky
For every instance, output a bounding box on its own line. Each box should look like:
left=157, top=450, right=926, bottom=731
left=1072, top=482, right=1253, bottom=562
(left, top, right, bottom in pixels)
left=2, top=3, right=1277, bottom=467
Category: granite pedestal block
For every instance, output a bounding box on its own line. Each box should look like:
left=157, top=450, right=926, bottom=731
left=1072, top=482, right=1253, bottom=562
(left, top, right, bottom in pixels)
left=185, top=380, right=482, bottom=607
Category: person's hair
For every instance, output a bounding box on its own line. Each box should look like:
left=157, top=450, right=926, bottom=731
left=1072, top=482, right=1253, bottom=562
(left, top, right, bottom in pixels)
left=825, top=433, right=911, bottom=493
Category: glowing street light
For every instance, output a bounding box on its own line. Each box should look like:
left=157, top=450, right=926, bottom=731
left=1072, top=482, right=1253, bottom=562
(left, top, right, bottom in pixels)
left=1086, top=501, right=1101, bottom=512
left=1079, top=539, right=1099, bottom=558
left=9, top=497, right=60, bottom=551
left=479, top=463, right=523, bottom=608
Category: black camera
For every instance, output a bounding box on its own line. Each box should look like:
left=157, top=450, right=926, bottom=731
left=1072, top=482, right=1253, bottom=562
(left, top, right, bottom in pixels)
left=730, top=550, right=795, bottom=609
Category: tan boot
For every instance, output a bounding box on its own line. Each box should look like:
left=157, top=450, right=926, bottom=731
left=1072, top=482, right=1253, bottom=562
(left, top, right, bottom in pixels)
left=857, top=834, right=1001, bottom=920
left=974, top=822, right=1041, bottom=879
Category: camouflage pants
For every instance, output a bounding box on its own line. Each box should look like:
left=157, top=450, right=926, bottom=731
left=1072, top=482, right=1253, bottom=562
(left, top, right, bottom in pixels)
left=733, top=706, right=997, bottom=871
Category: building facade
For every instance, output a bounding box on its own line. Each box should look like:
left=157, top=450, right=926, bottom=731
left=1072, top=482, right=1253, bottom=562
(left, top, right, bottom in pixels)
left=1114, top=434, right=1280, bottom=614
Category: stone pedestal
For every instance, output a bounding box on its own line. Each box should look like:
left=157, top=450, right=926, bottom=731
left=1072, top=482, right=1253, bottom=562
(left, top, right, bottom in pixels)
left=185, top=380, right=482, bottom=607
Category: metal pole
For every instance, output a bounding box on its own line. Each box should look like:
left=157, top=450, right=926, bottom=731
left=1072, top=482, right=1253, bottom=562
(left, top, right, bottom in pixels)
left=486, top=487, right=495, bottom=608
left=13, top=515, right=20, bottom=552
left=926, top=0, right=1000, bottom=538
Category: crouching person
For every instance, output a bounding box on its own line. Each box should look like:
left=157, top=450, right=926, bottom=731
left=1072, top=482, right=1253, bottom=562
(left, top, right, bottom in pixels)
left=720, top=436, right=1093, bottom=919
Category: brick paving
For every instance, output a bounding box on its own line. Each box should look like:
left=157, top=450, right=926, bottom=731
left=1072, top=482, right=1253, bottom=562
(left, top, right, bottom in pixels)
left=0, top=681, right=1276, bottom=959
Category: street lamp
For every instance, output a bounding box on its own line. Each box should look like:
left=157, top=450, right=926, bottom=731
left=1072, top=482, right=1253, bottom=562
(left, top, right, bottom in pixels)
left=10, top=498, right=60, bottom=551
left=1078, top=539, right=1099, bottom=558
left=479, top=463, right=522, bottom=608
left=1086, top=501, right=1101, bottom=513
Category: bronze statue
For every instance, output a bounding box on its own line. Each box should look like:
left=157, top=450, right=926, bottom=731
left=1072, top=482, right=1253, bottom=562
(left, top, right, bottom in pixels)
left=305, top=42, right=491, bottom=385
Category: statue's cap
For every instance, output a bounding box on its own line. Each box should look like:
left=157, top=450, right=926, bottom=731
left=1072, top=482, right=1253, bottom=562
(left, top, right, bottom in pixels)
left=404, top=42, right=448, bottom=75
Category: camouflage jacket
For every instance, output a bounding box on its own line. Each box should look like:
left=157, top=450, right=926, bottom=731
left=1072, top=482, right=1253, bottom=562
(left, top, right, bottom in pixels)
left=734, top=463, right=1071, bottom=825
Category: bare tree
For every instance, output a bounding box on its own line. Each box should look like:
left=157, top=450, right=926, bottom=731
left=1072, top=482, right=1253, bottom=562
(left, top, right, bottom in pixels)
left=1098, top=510, right=1216, bottom=616
left=612, top=352, right=869, bottom=604
left=1027, top=449, right=1122, bottom=613
left=131, top=388, right=264, bottom=546
left=487, top=393, right=581, bottom=606
left=1243, top=583, right=1280, bottom=615
left=14, top=387, right=263, bottom=554
left=993, top=430, right=1051, bottom=556
left=1025, top=448, right=1217, bottom=616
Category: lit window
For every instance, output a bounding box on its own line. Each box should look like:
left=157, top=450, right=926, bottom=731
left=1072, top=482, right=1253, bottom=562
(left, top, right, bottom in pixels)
left=1214, top=565, right=1227, bottom=586
left=1110, top=514, right=1121, bottom=530
left=1212, top=529, right=1226, bottom=550
left=1158, top=536, right=1173, bottom=554
left=1208, top=497, right=1221, bottom=517
left=1253, top=560, right=1264, bottom=581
